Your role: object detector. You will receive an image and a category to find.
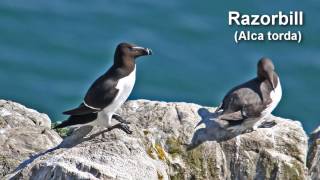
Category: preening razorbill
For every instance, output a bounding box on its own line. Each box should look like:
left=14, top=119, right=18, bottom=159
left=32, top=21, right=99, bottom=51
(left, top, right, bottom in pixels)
left=215, top=58, right=282, bottom=131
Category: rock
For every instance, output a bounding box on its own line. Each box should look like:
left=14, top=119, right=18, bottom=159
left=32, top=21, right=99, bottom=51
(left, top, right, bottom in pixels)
left=7, top=100, right=308, bottom=180
left=0, top=100, right=62, bottom=178
left=307, top=126, right=320, bottom=180
left=0, top=100, right=51, bottom=129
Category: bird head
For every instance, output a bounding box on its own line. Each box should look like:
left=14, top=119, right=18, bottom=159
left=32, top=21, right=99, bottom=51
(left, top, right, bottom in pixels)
left=257, top=57, right=276, bottom=90
left=115, top=42, right=152, bottom=60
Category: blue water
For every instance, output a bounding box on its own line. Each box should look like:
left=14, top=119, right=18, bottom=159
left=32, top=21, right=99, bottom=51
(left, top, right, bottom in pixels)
left=0, top=0, right=319, bottom=132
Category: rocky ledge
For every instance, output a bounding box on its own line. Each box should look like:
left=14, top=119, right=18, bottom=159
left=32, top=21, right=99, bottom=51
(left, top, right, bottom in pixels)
left=307, top=126, right=320, bottom=180
left=0, top=100, right=62, bottom=178
left=1, top=99, right=319, bottom=180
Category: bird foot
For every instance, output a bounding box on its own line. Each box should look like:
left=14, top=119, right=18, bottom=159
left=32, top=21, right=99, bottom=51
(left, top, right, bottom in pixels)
left=226, top=125, right=243, bottom=134
left=113, top=123, right=133, bottom=134
left=258, top=121, right=277, bottom=129
left=112, top=114, right=131, bottom=124
left=226, top=125, right=255, bottom=134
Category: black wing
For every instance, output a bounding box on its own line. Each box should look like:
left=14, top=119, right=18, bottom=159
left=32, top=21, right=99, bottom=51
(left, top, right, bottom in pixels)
left=219, top=111, right=244, bottom=121
left=54, top=113, right=98, bottom=129
left=63, top=67, right=121, bottom=116
left=217, top=78, right=266, bottom=121
left=218, top=92, right=245, bottom=121
left=63, top=103, right=101, bottom=115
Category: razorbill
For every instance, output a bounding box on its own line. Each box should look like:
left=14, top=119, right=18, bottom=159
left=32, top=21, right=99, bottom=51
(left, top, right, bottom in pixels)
left=54, top=42, right=152, bottom=134
left=215, top=57, right=282, bottom=131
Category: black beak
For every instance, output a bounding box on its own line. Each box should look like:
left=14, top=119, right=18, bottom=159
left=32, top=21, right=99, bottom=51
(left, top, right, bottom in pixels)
left=267, top=70, right=275, bottom=90
left=146, top=48, right=153, bottom=55
left=132, top=46, right=153, bottom=56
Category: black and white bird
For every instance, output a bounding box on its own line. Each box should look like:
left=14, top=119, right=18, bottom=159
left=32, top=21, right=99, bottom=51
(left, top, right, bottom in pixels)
left=54, top=42, right=152, bottom=134
left=215, top=58, right=282, bottom=131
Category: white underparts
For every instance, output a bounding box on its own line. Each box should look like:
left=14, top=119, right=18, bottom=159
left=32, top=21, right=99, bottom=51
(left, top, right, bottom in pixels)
left=261, top=77, right=282, bottom=117
left=95, top=65, right=137, bottom=127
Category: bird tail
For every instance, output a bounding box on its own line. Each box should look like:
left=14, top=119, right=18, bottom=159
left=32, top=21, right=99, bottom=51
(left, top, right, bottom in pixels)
left=63, top=103, right=100, bottom=116
left=54, top=113, right=98, bottom=129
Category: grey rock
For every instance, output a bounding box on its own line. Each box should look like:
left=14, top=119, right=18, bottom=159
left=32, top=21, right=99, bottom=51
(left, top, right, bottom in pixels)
left=0, top=100, right=51, bottom=129
left=308, top=126, right=320, bottom=180
left=7, top=100, right=309, bottom=180
left=0, top=100, right=62, bottom=177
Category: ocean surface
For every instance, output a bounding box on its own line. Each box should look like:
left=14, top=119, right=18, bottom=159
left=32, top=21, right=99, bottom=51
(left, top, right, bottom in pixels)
left=0, top=0, right=319, bottom=132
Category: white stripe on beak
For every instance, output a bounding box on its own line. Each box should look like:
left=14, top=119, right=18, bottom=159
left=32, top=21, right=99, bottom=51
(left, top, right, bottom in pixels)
left=146, top=48, right=152, bottom=55
left=132, top=46, right=152, bottom=55
left=132, top=46, right=145, bottom=50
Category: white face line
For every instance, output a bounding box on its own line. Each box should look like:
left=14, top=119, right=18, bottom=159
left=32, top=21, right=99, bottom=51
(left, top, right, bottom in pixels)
left=132, top=46, right=145, bottom=50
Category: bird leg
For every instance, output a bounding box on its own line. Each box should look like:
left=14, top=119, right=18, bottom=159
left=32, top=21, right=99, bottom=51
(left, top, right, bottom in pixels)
left=112, top=123, right=133, bottom=134
left=112, top=114, right=131, bottom=124
left=258, top=121, right=277, bottom=129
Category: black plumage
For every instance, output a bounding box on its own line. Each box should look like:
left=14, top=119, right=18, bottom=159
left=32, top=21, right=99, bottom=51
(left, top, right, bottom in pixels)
left=55, top=42, right=152, bottom=129
left=216, top=58, right=280, bottom=122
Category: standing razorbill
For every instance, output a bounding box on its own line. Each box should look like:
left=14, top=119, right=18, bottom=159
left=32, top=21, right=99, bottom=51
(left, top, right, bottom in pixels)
left=215, top=58, right=282, bottom=131
left=54, top=42, right=152, bottom=134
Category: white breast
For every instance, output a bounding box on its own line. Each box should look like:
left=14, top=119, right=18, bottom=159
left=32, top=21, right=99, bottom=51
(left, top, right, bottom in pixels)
left=261, top=78, right=282, bottom=117
left=96, top=66, right=136, bottom=127
left=114, top=66, right=136, bottom=107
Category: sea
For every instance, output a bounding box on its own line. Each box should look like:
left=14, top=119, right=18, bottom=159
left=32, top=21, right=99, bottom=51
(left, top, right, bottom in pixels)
left=0, top=0, right=319, bottom=132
